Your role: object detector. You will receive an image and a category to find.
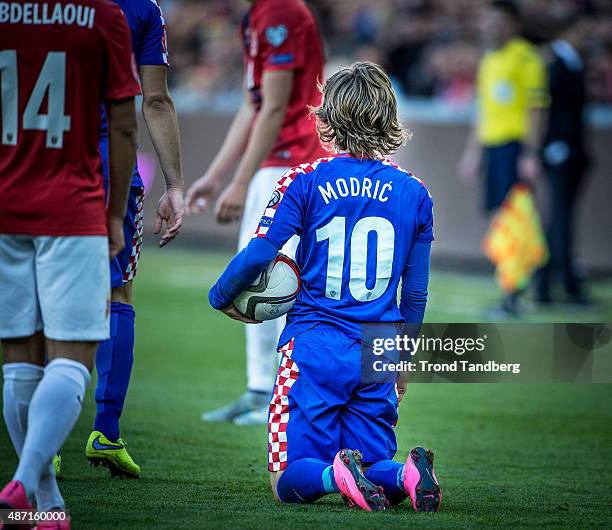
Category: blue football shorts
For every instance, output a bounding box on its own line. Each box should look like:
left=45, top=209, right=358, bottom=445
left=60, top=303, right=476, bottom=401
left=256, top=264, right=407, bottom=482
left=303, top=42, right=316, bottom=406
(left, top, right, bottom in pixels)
left=109, top=185, right=144, bottom=289
left=100, top=134, right=145, bottom=290
left=268, top=323, right=398, bottom=472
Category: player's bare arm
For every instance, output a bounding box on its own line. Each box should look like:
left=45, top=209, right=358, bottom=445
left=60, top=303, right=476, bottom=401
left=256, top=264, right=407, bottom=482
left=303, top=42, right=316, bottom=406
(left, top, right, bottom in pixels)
left=140, top=65, right=185, bottom=247
left=215, top=69, right=294, bottom=223
left=107, top=97, right=138, bottom=259
left=185, top=89, right=254, bottom=214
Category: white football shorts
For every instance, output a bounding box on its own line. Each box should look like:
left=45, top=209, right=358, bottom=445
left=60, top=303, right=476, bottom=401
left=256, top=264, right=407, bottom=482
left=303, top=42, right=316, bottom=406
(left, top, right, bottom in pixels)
left=0, top=234, right=110, bottom=341
left=239, top=166, right=298, bottom=253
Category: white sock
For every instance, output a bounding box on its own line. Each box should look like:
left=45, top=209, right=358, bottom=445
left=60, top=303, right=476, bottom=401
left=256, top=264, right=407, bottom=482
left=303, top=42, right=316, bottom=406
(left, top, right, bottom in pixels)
left=3, top=363, right=65, bottom=509
left=13, top=358, right=90, bottom=498
left=2, top=363, right=44, bottom=453
left=36, top=463, right=65, bottom=511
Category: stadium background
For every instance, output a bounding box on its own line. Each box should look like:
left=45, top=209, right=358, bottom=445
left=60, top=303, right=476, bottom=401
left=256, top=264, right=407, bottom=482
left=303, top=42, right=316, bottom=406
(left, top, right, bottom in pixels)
left=156, top=0, right=612, bottom=269
left=2, top=0, right=612, bottom=528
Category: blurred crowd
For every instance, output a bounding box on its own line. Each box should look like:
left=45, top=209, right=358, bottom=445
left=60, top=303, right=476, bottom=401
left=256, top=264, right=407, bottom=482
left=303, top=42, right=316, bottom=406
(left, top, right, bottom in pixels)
left=162, top=0, right=612, bottom=105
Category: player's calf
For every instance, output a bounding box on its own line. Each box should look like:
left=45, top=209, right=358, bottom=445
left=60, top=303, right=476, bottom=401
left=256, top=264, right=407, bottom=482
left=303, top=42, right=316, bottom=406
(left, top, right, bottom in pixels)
left=92, top=300, right=135, bottom=444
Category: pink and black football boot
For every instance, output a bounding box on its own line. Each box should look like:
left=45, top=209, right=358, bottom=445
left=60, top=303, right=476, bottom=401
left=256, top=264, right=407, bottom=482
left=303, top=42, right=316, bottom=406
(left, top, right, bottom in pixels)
left=333, top=449, right=388, bottom=512
left=0, top=480, right=32, bottom=530
left=403, top=446, right=442, bottom=512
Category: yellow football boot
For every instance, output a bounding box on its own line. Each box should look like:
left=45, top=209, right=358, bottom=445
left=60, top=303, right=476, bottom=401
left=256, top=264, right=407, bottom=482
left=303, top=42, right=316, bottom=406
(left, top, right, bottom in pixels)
left=85, top=431, right=140, bottom=478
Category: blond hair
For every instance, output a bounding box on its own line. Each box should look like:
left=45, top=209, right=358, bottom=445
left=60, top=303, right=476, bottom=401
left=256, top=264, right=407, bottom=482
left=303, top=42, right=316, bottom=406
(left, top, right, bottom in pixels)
left=312, top=62, right=410, bottom=159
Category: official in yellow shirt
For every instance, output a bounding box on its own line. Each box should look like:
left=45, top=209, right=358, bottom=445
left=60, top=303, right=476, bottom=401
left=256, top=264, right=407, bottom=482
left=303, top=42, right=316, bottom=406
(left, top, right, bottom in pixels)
left=478, top=38, right=549, bottom=147
left=459, top=0, right=549, bottom=213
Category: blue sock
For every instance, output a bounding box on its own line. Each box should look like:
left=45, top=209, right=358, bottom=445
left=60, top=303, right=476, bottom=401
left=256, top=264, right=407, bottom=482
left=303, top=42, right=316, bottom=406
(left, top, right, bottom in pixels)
left=364, top=460, right=407, bottom=505
left=277, top=458, right=339, bottom=503
left=94, top=301, right=135, bottom=442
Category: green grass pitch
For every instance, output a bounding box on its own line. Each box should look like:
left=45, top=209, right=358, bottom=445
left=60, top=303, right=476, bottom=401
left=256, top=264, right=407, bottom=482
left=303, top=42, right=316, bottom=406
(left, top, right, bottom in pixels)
left=1, top=248, right=612, bottom=528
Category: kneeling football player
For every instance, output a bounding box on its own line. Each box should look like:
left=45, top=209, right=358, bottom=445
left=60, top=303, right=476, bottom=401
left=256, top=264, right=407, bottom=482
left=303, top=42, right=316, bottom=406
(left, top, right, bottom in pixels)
left=208, top=62, right=441, bottom=512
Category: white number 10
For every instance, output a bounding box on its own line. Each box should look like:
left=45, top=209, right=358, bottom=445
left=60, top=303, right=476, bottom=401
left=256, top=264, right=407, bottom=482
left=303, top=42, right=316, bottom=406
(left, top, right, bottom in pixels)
left=316, top=216, right=395, bottom=302
left=0, top=50, right=71, bottom=148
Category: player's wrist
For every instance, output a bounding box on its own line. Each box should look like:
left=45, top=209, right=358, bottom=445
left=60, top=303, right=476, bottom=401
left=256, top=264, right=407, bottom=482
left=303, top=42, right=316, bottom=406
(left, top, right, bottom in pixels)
left=204, top=167, right=227, bottom=184
left=229, top=176, right=250, bottom=190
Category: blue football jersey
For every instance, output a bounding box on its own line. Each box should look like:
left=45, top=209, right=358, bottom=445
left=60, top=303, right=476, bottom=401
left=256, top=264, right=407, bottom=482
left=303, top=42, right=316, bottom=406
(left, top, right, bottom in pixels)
left=253, top=154, right=434, bottom=345
left=100, top=0, right=168, bottom=185
left=116, top=0, right=168, bottom=68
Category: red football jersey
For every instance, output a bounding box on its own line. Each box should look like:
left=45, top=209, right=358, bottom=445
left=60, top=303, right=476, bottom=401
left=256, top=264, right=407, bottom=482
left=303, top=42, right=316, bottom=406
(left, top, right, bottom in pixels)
left=242, top=0, right=326, bottom=168
left=0, top=0, right=141, bottom=236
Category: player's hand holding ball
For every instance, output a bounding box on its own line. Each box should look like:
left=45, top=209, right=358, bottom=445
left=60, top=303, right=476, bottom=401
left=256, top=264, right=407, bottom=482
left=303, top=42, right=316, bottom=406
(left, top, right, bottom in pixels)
left=217, top=253, right=300, bottom=324
left=229, top=254, right=300, bottom=322
left=107, top=216, right=126, bottom=259
left=221, top=304, right=262, bottom=324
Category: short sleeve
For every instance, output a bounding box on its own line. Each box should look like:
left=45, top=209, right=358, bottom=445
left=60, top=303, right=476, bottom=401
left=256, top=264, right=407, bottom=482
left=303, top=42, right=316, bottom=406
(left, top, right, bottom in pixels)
left=254, top=169, right=305, bottom=248
left=102, top=7, right=141, bottom=100
left=256, top=9, right=302, bottom=71
left=416, top=187, right=434, bottom=243
left=523, top=50, right=549, bottom=108
left=139, top=1, right=169, bottom=66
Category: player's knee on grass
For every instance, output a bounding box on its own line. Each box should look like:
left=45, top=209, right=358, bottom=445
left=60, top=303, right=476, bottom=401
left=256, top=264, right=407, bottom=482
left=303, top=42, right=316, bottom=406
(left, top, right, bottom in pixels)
left=1, top=331, right=46, bottom=365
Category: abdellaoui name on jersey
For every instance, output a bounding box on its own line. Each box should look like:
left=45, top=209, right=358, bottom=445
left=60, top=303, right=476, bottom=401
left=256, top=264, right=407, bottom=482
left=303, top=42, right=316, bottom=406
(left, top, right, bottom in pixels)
left=1, top=2, right=96, bottom=29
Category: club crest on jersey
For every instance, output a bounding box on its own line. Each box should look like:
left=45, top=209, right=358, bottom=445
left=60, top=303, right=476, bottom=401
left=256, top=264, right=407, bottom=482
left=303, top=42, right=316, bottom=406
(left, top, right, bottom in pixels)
left=265, top=24, right=287, bottom=47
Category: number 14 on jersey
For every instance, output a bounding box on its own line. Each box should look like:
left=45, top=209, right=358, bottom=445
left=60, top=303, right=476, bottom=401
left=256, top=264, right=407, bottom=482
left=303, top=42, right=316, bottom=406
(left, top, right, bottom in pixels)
left=0, top=50, right=71, bottom=148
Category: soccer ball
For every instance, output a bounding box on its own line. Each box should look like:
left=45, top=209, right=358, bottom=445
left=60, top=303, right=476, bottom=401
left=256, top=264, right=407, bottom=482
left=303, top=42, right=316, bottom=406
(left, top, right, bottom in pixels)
left=233, top=253, right=300, bottom=321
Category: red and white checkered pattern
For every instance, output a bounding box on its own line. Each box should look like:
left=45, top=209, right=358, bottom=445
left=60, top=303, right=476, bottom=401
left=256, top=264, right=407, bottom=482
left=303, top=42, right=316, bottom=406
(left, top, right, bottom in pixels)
left=381, top=157, right=431, bottom=197
left=268, top=338, right=299, bottom=472
left=123, top=188, right=145, bottom=283
left=254, top=157, right=335, bottom=239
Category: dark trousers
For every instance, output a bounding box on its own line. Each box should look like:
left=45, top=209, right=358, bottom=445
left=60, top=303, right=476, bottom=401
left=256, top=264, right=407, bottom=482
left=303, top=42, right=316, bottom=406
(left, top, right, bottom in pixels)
left=483, top=142, right=521, bottom=212
left=536, top=157, right=586, bottom=299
